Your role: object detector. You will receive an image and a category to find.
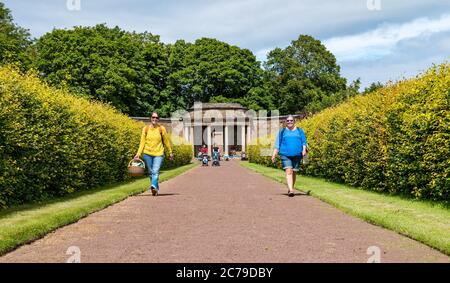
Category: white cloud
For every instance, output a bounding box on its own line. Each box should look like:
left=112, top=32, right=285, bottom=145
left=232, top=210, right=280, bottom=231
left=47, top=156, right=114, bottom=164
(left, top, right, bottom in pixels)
left=324, top=14, right=450, bottom=62
left=339, top=30, right=450, bottom=88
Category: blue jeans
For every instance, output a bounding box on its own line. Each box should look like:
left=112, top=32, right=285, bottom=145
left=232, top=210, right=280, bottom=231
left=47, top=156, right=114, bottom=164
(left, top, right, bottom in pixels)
left=142, top=154, right=164, bottom=190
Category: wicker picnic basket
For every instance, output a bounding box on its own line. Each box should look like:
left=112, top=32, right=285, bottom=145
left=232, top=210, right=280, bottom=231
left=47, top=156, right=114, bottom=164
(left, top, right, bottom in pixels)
left=128, top=158, right=146, bottom=177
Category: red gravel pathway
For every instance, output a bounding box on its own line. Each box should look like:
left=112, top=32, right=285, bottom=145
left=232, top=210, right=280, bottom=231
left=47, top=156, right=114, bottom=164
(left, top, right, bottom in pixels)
left=1, top=160, right=448, bottom=263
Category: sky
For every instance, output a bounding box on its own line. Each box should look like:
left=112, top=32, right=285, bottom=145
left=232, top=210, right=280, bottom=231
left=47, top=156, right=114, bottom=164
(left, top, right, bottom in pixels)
left=3, top=0, right=450, bottom=89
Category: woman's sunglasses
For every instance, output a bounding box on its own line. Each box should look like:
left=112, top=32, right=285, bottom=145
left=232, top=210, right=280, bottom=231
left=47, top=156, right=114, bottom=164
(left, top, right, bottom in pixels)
left=151, top=116, right=159, bottom=120
left=286, top=120, right=294, bottom=123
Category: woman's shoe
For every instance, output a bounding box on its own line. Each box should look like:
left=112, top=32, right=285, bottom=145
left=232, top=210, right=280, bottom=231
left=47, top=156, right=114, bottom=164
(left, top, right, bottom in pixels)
left=288, top=190, right=295, bottom=197
left=151, top=186, right=158, bottom=196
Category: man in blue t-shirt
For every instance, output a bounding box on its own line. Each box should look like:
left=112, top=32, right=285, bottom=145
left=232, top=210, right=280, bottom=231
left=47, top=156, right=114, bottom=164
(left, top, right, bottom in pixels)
left=271, top=115, right=308, bottom=197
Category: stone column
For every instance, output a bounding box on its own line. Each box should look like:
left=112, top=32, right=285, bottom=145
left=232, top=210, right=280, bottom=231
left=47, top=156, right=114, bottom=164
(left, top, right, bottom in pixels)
left=207, top=125, right=212, bottom=155
left=241, top=124, right=246, bottom=153
left=224, top=125, right=229, bottom=155
left=184, top=125, right=189, bottom=142
left=246, top=125, right=250, bottom=148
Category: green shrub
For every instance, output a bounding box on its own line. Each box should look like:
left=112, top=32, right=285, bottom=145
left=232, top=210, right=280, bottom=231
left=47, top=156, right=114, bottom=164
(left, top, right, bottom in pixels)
left=384, top=65, right=450, bottom=200
left=248, top=135, right=280, bottom=169
left=249, top=63, right=449, bottom=201
left=161, top=135, right=193, bottom=170
left=0, top=66, right=192, bottom=208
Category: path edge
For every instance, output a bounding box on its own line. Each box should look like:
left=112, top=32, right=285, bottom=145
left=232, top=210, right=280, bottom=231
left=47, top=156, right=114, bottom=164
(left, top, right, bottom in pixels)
left=239, top=161, right=450, bottom=258
left=0, top=162, right=198, bottom=256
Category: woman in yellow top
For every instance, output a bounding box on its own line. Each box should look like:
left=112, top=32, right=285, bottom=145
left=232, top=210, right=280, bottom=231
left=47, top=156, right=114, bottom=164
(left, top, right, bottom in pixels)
left=134, top=112, right=173, bottom=196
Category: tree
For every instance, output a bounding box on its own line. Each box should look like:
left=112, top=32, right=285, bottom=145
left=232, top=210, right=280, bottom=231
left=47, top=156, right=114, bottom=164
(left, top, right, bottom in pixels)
left=165, top=38, right=270, bottom=111
left=363, top=81, right=383, bottom=94
left=34, top=24, right=167, bottom=116
left=0, top=2, right=33, bottom=68
left=34, top=31, right=273, bottom=116
left=305, top=78, right=361, bottom=112
left=265, top=35, right=348, bottom=114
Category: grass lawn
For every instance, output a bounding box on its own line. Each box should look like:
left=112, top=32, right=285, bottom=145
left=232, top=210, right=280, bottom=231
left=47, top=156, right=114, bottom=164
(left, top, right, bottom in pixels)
left=0, top=163, right=197, bottom=256
left=240, top=161, right=450, bottom=256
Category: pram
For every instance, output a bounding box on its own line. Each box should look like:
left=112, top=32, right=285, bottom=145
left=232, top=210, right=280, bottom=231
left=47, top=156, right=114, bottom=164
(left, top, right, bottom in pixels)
left=212, top=147, right=220, bottom=166
left=201, top=153, right=209, bottom=166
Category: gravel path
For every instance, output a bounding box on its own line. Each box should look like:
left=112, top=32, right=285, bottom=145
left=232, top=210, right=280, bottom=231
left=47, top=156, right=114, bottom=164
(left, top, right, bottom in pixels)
left=1, top=160, right=448, bottom=263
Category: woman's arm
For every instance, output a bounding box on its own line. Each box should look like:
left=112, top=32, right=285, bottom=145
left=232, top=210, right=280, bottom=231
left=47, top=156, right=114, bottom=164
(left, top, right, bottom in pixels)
left=299, top=129, right=307, bottom=156
left=271, top=148, right=279, bottom=163
left=272, top=130, right=281, bottom=163
left=135, top=127, right=146, bottom=158
left=161, top=127, right=173, bottom=156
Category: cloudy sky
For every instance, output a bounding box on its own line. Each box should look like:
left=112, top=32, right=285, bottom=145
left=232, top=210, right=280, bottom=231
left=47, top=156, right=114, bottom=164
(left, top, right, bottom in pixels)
left=3, top=0, right=450, bottom=88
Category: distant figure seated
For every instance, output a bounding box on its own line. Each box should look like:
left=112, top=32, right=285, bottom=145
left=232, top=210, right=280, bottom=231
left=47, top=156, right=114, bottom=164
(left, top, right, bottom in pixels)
left=200, top=144, right=208, bottom=155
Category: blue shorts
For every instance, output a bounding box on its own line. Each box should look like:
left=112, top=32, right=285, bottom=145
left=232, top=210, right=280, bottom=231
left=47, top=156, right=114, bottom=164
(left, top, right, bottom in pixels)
left=280, top=155, right=302, bottom=171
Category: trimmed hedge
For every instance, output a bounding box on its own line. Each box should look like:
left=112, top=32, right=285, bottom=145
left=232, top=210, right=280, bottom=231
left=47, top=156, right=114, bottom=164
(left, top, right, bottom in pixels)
left=162, top=135, right=193, bottom=170
left=249, top=63, right=449, bottom=201
left=248, top=135, right=280, bottom=169
left=0, top=66, right=192, bottom=208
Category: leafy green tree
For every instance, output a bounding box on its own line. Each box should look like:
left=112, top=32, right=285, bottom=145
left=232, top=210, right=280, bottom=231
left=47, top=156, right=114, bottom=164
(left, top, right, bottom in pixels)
left=165, top=38, right=270, bottom=111
left=242, top=85, right=276, bottom=111
left=34, top=28, right=356, bottom=117
left=157, top=40, right=192, bottom=116
left=34, top=24, right=167, bottom=116
left=0, top=2, right=33, bottom=68
left=305, top=78, right=360, bottom=112
left=265, top=35, right=348, bottom=114
left=363, top=81, right=383, bottom=94
left=34, top=30, right=273, bottom=116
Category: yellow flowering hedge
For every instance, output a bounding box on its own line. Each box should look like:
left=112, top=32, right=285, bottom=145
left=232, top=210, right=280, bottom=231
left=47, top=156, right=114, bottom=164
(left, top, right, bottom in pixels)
left=249, top=63, right=449, bottom=201
left=248, top=135, right=280, bottom=169
left=164, top=135, right=193, bottom=170
left=0, top=66, right=192, bottom=208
